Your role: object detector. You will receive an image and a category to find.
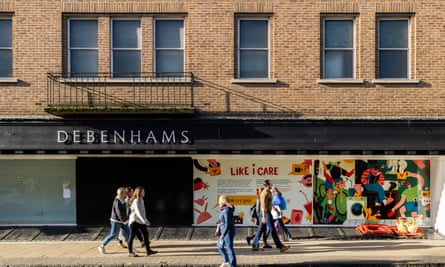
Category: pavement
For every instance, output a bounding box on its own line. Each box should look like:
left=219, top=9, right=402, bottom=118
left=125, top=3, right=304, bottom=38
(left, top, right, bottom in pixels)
left=0, top=226, right=445, bottom=267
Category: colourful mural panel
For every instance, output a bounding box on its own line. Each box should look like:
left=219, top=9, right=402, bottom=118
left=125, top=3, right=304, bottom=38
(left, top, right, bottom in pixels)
left=312, top=159, right=431, bottom=227
left=192, top=157, right=431, bottom=227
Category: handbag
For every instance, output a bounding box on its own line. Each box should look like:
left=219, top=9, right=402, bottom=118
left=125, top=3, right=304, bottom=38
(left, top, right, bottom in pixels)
left=215, top=223, right=221, bottom=236
left=274, top=220, right=283, bottom=235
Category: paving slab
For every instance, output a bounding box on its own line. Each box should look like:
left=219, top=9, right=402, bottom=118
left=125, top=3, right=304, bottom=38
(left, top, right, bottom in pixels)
left=33, top=226, right=73, bottom=241
left=0, top=226, right=444, bottom=267
left=65, top=226, right=104, bottom=241
left=1, top=227, right=41, bottom=241
left=1, top=239, right=445, bottom=267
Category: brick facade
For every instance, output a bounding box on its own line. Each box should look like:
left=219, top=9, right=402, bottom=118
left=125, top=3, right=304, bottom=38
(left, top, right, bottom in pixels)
left=1, top=0, right=443, bottom=119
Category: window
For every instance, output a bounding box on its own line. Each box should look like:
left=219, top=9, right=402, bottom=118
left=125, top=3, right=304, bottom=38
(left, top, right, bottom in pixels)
left=378, top=18, right=409, bottom=79
left=0, top=159, right=76, bottom=224
left=323, top=19, right=354, bottom=79
left=68, top=19, right=98, bottom=76
left=0, top=18, right=12, bottom=77
left=154, top=19, right=184, bottom=76
left=238, top=19, right=269, bottom=79
left=112, top=19, right=141, bottom=77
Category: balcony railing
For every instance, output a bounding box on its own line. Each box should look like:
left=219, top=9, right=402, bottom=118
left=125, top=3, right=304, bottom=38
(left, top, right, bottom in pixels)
left=46, top=72, right=195, bottom=115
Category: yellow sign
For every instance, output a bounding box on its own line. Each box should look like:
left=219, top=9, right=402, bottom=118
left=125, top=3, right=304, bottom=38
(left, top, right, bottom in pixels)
left=213, top=195, right=257, bottom=209
left=289, top=163, right=310, bottom=175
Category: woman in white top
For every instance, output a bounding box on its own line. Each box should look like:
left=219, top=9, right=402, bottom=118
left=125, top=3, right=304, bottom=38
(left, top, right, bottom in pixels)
left=127, top=186, right=158, bottom=257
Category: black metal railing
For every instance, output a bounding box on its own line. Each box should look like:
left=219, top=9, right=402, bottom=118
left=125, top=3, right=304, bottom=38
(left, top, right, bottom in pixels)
left=46, top=72, right=194, bottom=114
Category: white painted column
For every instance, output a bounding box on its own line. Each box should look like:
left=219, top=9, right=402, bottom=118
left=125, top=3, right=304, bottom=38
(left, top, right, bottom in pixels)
left=432, top=157, right=445, bottom=235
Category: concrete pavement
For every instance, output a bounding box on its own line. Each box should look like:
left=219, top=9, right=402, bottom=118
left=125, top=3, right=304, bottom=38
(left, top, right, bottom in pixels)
left=0, top=226, right=445, bottom=266
left=2, top=239, right=445, bottom=266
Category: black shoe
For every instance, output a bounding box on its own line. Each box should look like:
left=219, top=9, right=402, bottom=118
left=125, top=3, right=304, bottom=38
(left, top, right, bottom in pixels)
left=147, top=250, right=158, bottom=256
left=246, top=236, right=251, bottom=245
left=263, top=244, right=272, bottom=248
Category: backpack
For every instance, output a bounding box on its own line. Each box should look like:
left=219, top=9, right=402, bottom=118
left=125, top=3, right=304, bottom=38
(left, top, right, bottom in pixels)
left=279, top=195, right=287, bottom=210
left=250, top=196, right=260, bottom=219
left=250, top=203, right=258, bottom=219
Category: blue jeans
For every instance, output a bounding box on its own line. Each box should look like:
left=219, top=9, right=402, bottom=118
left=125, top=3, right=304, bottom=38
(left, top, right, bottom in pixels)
left=276, top=218, right=292, bottom=239
left=252, top=211, right=283, bottom=249
left=363, top=184, right=385, bottom=204
left=217, top=231, right=236, bottom=267
left=102, top=220, right=130, bottom=247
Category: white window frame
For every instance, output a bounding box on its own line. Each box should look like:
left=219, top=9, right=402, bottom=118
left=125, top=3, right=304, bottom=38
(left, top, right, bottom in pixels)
left=377, top=17, right=410, bottom=79
left=67, top=18, right=98, bottom=76
left=111, top=18, right=142, bottom=77
left=236, top=18, right=270, bottom=80
left=153, top=18, right=185, bottom=76
left=0, top=17, right=12, bottom=78
left=322, top=18, right=356, bottom=79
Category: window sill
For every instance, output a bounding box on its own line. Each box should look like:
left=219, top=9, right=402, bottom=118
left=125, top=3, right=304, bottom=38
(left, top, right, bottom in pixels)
left=317, top=78, right=364, bottom=84
left=372, top=79, right=420, bottom=84
left=0, top=77, right=18, bottom=83
left=60, top=77, right=193, bottom=84
left=231, top=78, right=278, bottom=84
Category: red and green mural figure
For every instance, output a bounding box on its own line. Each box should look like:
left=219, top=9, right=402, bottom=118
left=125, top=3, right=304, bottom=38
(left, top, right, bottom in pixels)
left=313, top=159, right=430, bottom=226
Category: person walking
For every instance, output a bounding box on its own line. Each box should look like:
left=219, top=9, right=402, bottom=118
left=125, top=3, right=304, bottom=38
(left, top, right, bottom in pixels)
left=117, top=187, right=131, bottom=248
left=118, top=186, right=144, bottom=249
left=245, top=188, right=271, bottom=248
left=217, top=194, right=237, bottom=267
left=127, top=186, right=157, bottom=257
left=98, top=187, right=130, bottom=254
left=251, top=180, right=290, bottom=253
left=271, top=187, right=293, bottom=241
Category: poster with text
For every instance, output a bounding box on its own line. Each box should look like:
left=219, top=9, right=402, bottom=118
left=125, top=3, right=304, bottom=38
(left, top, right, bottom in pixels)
left=192, top=158, right=314, bottom=226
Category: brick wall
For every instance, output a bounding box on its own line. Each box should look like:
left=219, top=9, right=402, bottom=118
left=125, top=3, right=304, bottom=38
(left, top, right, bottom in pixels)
left=1, top=0, right=444, bottom=119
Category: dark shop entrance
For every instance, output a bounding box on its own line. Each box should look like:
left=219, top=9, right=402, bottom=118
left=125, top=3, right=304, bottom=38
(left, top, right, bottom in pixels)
left=76, top=157, right=193, bottom=226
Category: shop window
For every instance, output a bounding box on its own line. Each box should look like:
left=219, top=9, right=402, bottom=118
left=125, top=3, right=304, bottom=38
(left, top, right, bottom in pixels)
left=68, top=19, right=98, bottom=76
left=323, top=19, right=354, bottom=79
left=154, top=19, right=184, bottom=76
left=0, top=18, right=12, bottom=78
left=112, top=19, right=141, bottom=77
left=0, top=159, right=76, bottom=225
left=378, top=18, right=409, bottom=79
left=237, top=19, right=269, bottom=79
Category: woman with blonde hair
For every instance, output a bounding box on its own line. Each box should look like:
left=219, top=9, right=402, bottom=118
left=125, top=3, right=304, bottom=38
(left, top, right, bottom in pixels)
left=127, top=186, right=157, bottom=257
left=98, top=187, right=130, bottom=254
left=217, top=194, right=237, bottom=267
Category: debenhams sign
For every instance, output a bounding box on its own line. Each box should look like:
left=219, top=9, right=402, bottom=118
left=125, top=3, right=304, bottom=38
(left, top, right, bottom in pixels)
left=57, top=129, right=191, bottom=145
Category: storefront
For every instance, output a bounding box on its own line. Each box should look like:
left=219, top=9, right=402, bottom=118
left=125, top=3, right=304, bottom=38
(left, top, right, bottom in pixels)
left=0, top=119, right=444, bottom=231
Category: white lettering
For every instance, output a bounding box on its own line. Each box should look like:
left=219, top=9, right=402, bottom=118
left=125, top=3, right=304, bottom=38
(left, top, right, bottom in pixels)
left=114, top=130, right=125, bottom=144
left=162, top=130, right=176, bottom=144
left=100, top=130, right=108, bottom=143
left=145, top=131, right=157, bottom=144
left=56, top=128, right=191, bottom=145
left=86, top=130, right=95, bottom=143
left=57, top=130, right=69, bottom=143
left=72, top=130, right=81, bottom=143
left=180, top=130, right=190, bottom=144
left=130, top=130, right=141, bottom=144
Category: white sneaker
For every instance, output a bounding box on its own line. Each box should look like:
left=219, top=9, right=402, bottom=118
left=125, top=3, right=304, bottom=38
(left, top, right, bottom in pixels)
left=219, top=263, right=229, bottom=267
left=133, top=248, right=139, bottom=253
left=98, top=245, right=106, bottom=254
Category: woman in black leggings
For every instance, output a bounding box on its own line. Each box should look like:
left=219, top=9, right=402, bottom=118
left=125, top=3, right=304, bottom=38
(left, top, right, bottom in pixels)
left=127, top=186, right=158, bottom=257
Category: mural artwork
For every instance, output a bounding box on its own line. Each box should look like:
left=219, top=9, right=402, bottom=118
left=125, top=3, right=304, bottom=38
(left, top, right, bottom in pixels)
left=192, top=157, right=431, bottom=227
